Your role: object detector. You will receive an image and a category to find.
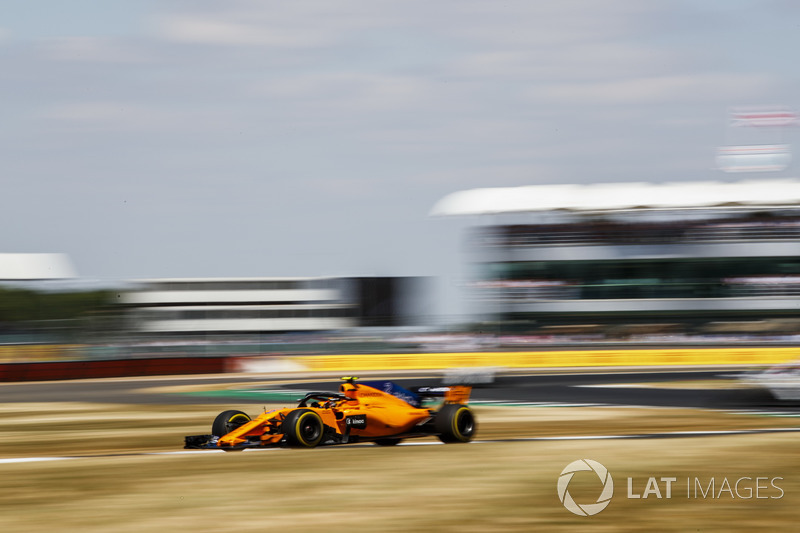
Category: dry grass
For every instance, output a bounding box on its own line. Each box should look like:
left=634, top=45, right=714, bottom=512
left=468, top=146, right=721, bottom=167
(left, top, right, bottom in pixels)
left=0, top=402, right=798, bottom=532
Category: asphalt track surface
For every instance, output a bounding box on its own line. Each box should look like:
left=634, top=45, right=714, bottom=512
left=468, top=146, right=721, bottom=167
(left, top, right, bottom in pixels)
left=284, top=371, right=800, bottom=411
left=1, top=369, right=797, bottom=412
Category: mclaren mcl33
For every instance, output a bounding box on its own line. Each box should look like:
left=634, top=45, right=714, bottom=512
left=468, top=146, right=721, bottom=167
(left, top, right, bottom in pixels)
left=185, top=377, right=476, bottom=450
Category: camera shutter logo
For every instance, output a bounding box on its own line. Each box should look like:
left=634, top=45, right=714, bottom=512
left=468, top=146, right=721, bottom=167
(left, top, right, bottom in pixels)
left=557, top=459, right=614, bottom=516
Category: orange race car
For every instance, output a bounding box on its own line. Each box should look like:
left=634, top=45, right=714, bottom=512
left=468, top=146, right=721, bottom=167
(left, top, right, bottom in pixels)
left=184, top=377, right=476, bottom=450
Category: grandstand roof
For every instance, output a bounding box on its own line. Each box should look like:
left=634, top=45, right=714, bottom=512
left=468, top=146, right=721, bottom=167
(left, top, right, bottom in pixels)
left=0, top=254, right=76, bottom=280
left=430, top=179, right=800, bottom=216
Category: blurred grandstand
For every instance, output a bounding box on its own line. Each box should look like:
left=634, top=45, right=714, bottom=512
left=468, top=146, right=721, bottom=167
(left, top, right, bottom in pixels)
left=432, top=178, right=800, bottom=344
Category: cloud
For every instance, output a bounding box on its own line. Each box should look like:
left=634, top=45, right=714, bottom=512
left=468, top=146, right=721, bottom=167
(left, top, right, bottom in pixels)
left=39, top=101, right=177, bottom=131
left=449, top=42, right=680, bottom=83
left=153, top=1, right=398, bottom=48
left=157, top=16, right=336, bottom=48
left=438, top=0, right=664, bottom=48
left=153, top=0, right=658, bottom=52
left=248, top=71, right=434, bottom=115
left=39, top=37, right=151, bottom=63
left=528, top=73, right=778, bottom=106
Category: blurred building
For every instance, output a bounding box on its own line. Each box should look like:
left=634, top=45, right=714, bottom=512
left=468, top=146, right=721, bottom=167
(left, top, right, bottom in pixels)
left=432, top=179, right=800, bottom=337
left=120, top=276, right=430, bottom=336
left=0, top=253, right=76, bottom=280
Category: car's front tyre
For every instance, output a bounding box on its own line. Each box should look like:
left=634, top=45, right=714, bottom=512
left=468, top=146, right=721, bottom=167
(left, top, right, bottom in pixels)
left=211, top=410, right=251, bottom=437
left=281, top=409, right=324, bottom=447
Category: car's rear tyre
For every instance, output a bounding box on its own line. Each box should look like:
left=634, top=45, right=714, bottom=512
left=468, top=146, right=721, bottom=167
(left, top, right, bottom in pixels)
left=212, top=410, right=251, bottom=437
left=374, top=438, right=403, bottom=446
left=435, top=404, right=476, bottom=443
left=282, top=409, right=324, bottom=447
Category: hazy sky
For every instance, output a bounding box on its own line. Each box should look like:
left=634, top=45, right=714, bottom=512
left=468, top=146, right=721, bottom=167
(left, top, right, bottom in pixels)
left=2, top=1, right=799, bottom=288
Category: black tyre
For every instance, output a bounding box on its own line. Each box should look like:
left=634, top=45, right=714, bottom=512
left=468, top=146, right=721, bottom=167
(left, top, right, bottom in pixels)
left=374, top=438, right=403, bottom=446
left=281, top=409, right=324, bottom=448
left=211, top=410, right=251, bottom=437
left=435, top=404, right=476, bottom=443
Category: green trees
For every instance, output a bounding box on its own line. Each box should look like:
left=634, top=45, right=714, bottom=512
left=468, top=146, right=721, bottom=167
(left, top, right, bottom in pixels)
left=0, top=286, right=117, bottom=343
left=0, top=286, right=112, bottom=322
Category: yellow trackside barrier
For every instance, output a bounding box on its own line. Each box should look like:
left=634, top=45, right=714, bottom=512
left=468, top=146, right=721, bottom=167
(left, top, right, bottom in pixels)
left=0, top=344, right=83, bottom=364
left=293, top=347, right=800, bottom=372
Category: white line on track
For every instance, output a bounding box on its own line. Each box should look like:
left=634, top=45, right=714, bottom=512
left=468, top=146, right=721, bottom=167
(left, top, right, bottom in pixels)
left=3, top=427, right=800, bottom=465
left=0, top=457, right=78, bottom=464
left=472, top=401, right=607, bottom=408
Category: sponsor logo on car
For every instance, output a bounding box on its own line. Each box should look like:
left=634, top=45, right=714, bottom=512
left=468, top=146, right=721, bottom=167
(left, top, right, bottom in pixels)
left=345, top=415, right=368, bottom=428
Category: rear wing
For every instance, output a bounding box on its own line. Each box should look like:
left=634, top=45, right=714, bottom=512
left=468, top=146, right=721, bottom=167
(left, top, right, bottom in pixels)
left=357, top=380, right=473, bottom=407
left=415, top=385, right=472, bottom=405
